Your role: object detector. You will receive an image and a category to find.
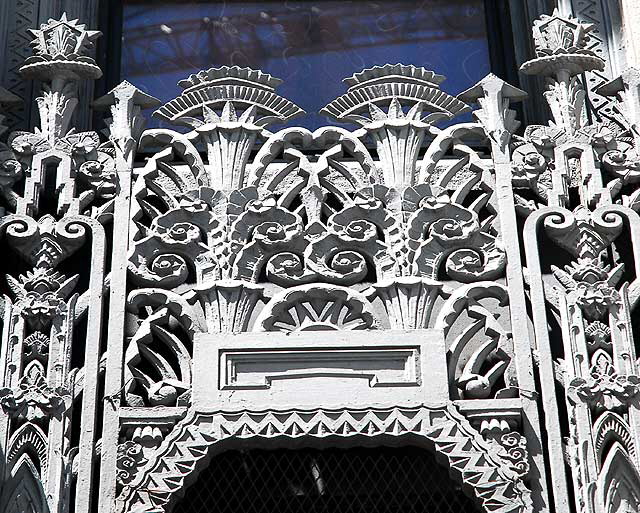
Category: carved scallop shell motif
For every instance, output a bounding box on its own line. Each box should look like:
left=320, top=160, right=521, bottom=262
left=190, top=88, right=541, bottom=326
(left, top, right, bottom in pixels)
left=256, top=284, right=378, bottom=332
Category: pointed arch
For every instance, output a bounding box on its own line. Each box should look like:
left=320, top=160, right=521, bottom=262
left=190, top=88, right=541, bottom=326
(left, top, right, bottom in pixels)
left=7, top=422, right=48, bottom=475
left=596, top=442, right=640, bottom=513
left=0, top=454, right=49, bottom=513
left=593, top=412, right=635, bottom=467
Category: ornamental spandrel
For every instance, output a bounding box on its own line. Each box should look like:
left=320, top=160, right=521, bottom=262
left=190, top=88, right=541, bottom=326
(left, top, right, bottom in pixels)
left=1, top=8, right=640, bottom=513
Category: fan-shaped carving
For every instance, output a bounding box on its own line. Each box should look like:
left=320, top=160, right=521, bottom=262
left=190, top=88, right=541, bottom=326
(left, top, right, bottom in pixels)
left=594, top=412, right=635, bottom=465
left=155, top=85, right=304, bottom=127
left=7, top=422, right=47, bottom=474
left=124, top=289, right=199, bottom=406
left=255, top=285, right=378, bottom=332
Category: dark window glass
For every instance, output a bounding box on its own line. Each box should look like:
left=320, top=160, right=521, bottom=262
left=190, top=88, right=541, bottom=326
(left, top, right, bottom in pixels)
left=121, top=1, right=491, bottom=129
left=172, top=446, right=480, bottom=513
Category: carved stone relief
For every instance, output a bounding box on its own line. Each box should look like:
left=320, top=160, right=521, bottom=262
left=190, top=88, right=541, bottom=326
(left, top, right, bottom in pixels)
left=0, top=7, right=639, bottom=513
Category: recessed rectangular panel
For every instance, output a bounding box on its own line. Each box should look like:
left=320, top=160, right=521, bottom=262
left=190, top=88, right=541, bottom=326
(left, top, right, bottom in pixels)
left=193, top=329, right=447, bottom=411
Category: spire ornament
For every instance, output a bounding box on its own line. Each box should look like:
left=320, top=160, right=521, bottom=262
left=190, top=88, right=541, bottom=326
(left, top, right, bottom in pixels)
left=521, top=10, right=604, bottom=135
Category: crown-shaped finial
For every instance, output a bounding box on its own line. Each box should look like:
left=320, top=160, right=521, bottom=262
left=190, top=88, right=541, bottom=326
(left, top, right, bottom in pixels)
left=20, top=13, right=102, bottom=80
left=521, top=9, right=604, bottom=76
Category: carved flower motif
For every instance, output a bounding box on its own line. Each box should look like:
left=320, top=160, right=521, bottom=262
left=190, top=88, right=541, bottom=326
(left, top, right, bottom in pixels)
left=569, top=358, right=640, bottom=410
left=430, top=218, right=474, bottom=242
left=78, top=158, right=117, bottom=198
left=572, top=281, right=620, bottom=321
left=0, top=159, right=22, bottom=188
left=331, top=251, right=366, bottom=274
left=267, top=252, right=304, bottom=278
left=253, top=221, right=286, bottom=242
left=344, top=220, right=377, bottom=241
left=150, top=254, right=187, bottom=278
left=23, top=331, right=49, bottom=360
left=0, top=366, right=67, bottom=420
left=162, top=222, right=200, bottom=244
left=584, top=321, right=611, bottom=348
left=498, top=432, right=530, bottom=478
left=116, top=441, right=147, bottom=486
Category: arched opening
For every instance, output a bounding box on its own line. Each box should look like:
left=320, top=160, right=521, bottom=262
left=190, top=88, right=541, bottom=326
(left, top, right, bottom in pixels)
left=172, top=445, right=480, bottom=513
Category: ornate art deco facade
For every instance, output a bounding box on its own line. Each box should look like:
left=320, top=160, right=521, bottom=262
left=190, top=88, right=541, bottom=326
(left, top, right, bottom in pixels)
left=1, top=6, right=640, bottom=513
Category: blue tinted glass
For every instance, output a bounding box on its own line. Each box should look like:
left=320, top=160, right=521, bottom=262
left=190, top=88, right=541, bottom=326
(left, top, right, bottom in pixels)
left=121, top=1, right=490, bottom=129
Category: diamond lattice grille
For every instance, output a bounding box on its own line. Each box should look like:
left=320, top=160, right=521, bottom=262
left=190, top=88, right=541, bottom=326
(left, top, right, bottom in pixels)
left=172, top=446, right=479, bottom=513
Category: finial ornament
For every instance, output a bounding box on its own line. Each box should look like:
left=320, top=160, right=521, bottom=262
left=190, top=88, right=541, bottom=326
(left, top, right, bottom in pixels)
left=521, top=9, right=604, bottom=136
left=21, top=12, right=102, bottom=80
left=520, top=9, right=604, bottom=76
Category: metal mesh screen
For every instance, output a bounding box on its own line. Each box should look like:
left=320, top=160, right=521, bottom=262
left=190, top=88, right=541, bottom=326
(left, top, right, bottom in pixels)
left=173, top=446, right=479, bottom=513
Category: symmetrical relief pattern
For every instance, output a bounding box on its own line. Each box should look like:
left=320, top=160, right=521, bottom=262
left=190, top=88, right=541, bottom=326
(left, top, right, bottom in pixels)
left=516, top=10, right=640, bottom=513
left=115, top=405, right=532, bottom=513
left=1, top=7, right=640, bottom=513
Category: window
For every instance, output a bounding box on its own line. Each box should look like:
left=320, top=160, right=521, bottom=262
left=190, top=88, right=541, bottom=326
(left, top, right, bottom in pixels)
left=172, top=446, right=480, bottom=513
left=110, top=1, right=510, bottom=129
